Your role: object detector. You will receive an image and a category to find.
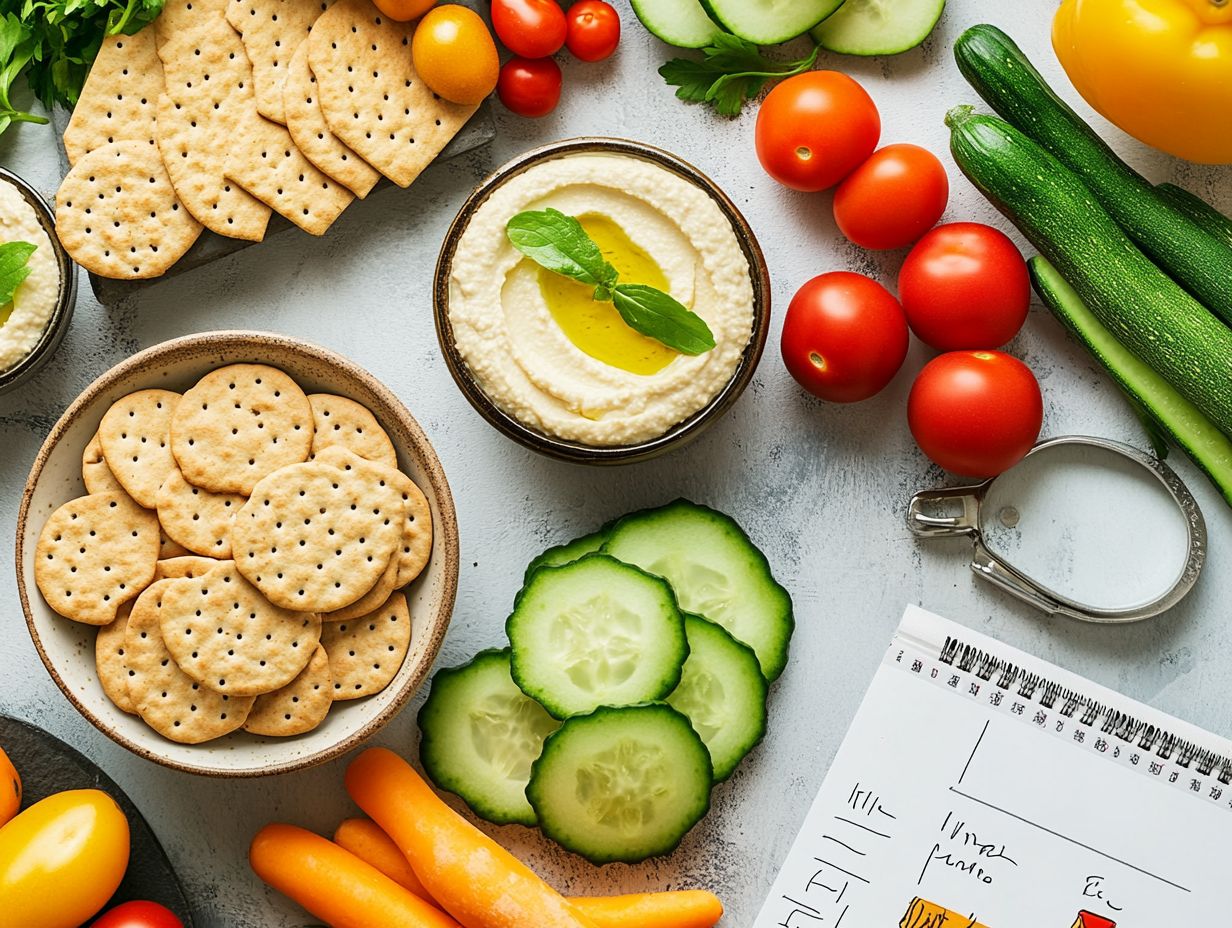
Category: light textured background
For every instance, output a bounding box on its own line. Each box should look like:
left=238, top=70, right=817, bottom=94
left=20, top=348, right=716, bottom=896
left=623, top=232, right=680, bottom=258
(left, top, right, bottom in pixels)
left=2, top=2, right=1230, bottom=925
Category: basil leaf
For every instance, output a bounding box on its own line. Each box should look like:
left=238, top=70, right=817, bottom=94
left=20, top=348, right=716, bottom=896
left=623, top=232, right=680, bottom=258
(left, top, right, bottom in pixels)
left=0, top=240, right=36, bottom=309
left=506, top=208, right=617, bottom=290
left=611, top=283, right=716, bottom=356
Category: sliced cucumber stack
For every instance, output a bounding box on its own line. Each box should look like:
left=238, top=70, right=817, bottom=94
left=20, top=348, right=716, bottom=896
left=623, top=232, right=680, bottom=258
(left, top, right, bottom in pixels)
left=603, top=500, right=794, bottom=681
left=631, top=0, right=724, bottom=49
left=669, top=614, right=768, bottom=781
left=811, top=0, right=946, bottom=56
left=704, top=0, right=844, bottom=44
left=527, top=704, right=713, bottom=864
left=418, top=649, right=560, bottom=826
left=508, top=554, right=688, bottom=719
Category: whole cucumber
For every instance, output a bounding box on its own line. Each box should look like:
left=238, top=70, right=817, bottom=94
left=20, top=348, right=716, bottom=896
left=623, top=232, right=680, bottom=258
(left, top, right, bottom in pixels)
left=954, top=25, right=1232, bottom=326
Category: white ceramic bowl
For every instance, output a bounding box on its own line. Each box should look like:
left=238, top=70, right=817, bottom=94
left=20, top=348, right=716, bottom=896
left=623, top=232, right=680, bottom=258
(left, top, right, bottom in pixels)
left=15, top=332, right=459, bottom=777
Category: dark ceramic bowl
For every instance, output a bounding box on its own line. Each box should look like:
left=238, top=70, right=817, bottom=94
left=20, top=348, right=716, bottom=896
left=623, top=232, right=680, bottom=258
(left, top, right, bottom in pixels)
left=433, top=137, right=770, bottom=465
left=0, top=166, right=77, bottom=393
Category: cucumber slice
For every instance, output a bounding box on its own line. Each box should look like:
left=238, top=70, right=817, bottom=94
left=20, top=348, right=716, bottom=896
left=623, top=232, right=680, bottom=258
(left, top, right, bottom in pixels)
left=669, top=614, right=768, bottom=781
left=418, top=649, right=560, bottom=826
left=811, top=0, right=945, bottom=56
left=631, top=0, right=723, bottom=49
left=1029, top=257, right=1232, bottom=508
left=527, top=704, right=713, bottom=864
left=602, top=500, right=794, bottom=682
left=522, top=525, right=611, bottom=586
left=704, top=0, right=843, bottom=45
left=507, top=554, right=688, bottom=719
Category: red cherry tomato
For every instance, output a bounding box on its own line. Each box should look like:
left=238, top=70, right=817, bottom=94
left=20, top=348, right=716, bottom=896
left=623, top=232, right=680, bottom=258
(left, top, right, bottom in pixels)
left=91, top=900, right=185, bottom=928
left=898, top=222, right=1031, bottom=351
left=565, top=0, right=619, bottom=61
left=490, top=0, right=566, bottom=58
left=908, top=350, right=1043, bottom=477
left=833, top=144, right=948, bottom=250
left=755, top=71, right=880, bottom=192
left=781, top=271, right=910, bottom=403
left=497, top=56, right=563, bottom=118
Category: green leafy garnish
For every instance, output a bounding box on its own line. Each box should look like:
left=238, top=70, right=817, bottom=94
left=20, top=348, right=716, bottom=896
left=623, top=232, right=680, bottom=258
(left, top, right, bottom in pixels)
left=506, top=209, right=716, bottom=356
left=0, top=240, right=36, bottom=310
left=659, top=33, right=821, bottom=118
left=0, top=0, right=165, bottom=136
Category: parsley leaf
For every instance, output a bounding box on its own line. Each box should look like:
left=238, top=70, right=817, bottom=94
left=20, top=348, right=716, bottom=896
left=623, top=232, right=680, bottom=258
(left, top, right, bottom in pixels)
left=659, top=34, right=821, bottom=118
left=506, top=209, right=716, bottom=355
left=0, top=239, right=36, bottom=310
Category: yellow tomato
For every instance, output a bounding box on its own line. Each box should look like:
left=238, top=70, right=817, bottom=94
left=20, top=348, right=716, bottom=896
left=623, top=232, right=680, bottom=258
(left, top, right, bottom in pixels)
left=373, top=0, right=435, bottom=22
left=0, top=789, right=130, bottom=928
left=0, top=747, right=20, bottom=827
left=411, top=5, right=499, bottom=105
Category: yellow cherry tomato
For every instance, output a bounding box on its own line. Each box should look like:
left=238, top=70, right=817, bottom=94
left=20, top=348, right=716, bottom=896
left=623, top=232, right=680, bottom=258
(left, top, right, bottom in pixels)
left=0, top=789, right=130, bottom=928
left=372, top=0, right=435, bottom=22
left=0, top=747, right=20, bottom=828
left=411, top=5, right=500, bottom=105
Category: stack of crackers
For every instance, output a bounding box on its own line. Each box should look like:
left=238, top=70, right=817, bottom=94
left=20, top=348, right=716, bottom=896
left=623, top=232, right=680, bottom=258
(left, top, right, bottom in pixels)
left=54, top=0, right=478, bottom=280
left=34, top=363, right=434, bottom=745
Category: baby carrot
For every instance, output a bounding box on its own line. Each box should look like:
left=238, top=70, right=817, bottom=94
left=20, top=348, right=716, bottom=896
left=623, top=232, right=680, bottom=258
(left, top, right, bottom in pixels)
left=570, top=891, right=724, bottom=928
left=249, top=823, right=462, bottom=928
left=334, top=817, right=436, bottom=902
left=345, top=747, right=600, bottom=928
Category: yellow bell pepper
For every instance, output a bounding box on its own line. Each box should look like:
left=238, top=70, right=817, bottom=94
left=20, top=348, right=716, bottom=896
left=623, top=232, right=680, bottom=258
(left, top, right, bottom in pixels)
left=1053, top=0, right=1232, bottom=163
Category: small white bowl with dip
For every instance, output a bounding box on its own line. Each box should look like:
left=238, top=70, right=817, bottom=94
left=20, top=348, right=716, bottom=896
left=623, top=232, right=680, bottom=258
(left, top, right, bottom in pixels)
left=0, top=166, right=77, bottom=393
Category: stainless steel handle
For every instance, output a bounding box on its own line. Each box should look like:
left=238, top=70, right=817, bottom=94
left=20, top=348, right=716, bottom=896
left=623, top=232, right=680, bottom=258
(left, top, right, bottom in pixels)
left=906, top=486, right=985, bottom=537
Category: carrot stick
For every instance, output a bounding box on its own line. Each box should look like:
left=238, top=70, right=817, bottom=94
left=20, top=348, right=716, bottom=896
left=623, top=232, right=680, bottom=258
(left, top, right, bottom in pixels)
left=570, top=891, right=724, bottom=928
left=249, top=823, right=462, bottom=928
left=344, top=747, right=600, bottom=928
left=333, top=814, right=724, bottom=928
left=335, top=818, right=437, bottom=903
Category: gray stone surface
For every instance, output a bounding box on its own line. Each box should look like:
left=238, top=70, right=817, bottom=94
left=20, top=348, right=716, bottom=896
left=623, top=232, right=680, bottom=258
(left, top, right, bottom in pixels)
left=2, top=3, right=1229, bottom=925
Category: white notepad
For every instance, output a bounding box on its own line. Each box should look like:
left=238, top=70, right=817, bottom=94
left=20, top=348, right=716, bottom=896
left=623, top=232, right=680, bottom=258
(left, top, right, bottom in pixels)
left=754, top=606, right=1232, bottom=928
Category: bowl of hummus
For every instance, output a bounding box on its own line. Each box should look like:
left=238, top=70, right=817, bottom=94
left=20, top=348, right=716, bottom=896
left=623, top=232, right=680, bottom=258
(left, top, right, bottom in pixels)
left=435, top=137, right=769, bottom=464
left=0, top=167, right=76, bottom=392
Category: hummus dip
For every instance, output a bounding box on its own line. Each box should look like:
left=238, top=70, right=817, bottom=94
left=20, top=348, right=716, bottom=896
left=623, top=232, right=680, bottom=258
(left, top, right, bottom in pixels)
left=0, top=180, right=60, bottom=373
left=448, top=152, right=755, bottom=447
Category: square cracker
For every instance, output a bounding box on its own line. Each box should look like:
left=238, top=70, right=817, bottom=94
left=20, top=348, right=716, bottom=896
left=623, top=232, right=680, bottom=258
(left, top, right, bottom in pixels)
left=63, top=30, right=164, bottom=166
left=225, top=0, right=333, bottom=125
left=308, top=0, right=477, bottom=187
left=283, top=40, right=379, bottom=198
left=156, top=24, right=273, bottom=241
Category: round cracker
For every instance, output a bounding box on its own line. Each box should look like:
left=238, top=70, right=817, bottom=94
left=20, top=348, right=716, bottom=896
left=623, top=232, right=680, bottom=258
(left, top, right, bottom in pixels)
left=308, top=393, right=397, bottom=469
left=242, top=644, right=333, bottom=737
left=35, top=492, right=160, bottom=626
left=156, top=467, right=245, bottom=557
left=322, top=548, right=398, bottom=623
left=321, top=591, right=410, bottom=700
left=82, top=431, right=126, bottom=496
left=126, top=579, right=254, bottom=743
left=154, top=555, right=223, bottom=581
left=232, top=460, right=403, bottom=612
left=170, top=364, right=313, bottom=495
left=97, top=389, right=182, bottom=508
left=54, top=140, right=203, bottom=280
left=313, top=447, right=432, bottom=587
left=95, top=601, right=136, bottom=715
left=158, top=560, right=321, bottom=697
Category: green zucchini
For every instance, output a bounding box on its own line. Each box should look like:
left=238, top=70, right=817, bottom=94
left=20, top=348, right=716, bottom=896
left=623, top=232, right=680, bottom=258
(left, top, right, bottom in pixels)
left=953, top=25, right=1232, bottom=325
left=945, top=106, right=1232, bottom=438
left=1029, top=257, right=1232, bottom=507
left=1156, top=183, right=1232, bottom=252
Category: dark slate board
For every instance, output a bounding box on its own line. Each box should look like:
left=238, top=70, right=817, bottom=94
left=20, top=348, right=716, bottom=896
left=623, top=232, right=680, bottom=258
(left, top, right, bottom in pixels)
left=0, top=715, right=196, bottom=927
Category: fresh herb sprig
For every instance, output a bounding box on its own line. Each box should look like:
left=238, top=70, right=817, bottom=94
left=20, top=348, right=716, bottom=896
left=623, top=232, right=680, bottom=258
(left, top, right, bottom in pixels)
left=507, top=208, right=716, bottom=356
left=0, top=240, right=35, bottom=308
left=0, top=0, right=164, bottom=136
left=659, top=33, right=820, bottom=118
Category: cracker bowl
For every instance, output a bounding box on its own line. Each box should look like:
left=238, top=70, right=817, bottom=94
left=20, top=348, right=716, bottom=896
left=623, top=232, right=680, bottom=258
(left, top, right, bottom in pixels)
left=15, top=332, right=459, bottom=777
